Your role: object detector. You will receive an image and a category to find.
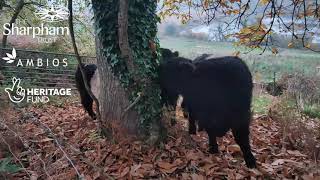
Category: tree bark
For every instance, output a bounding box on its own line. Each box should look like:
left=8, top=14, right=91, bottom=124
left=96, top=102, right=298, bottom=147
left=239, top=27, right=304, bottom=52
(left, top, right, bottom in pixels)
left=95, top=38, right=139, bottom=134
left=118, top=0, right=138, bottom=82
left=92, top=0, right=163, bottom=140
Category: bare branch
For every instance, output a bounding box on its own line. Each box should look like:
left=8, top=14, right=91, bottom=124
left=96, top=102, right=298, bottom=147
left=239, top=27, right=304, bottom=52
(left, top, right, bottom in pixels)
left=122, top=92, right=142, bottom=118
left=26, top=114, right=114, bottom=180
left=0, top=134, right=31, bottom=178
left=29, top=116, right=83, bottom=178
left=68, top=0, right=107, bottom=136
left=0, top=118, right=52, bottom=179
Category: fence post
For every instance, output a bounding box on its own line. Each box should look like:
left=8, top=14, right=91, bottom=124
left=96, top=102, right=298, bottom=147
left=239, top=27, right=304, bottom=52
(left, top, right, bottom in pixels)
left=272, top=71, right=276, bottom=94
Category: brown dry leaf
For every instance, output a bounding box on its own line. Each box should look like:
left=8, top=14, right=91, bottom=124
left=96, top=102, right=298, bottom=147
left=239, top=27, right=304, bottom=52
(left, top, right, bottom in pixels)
left=157, top=161, right=175, bottom=170
left=260, top=163, right=274, bottom=174
left=181, top=173, right=190, bottom=179
left=260, top=0, right=269, bottom=5
left=130, top=164, right=143, bottom=178
left=191, top=173, right=205, bottom=180
left=119, top=167, right=130, bottom=178
left=186, top=150, right=203, bottom=161
left=302, top=174, right=320, bottom=180
left=271, top=159, right=285, bottom=166
left=29, top=171, right=39, bottom=180
left=38, top=137, right=54, bottom=142
left=157, top=161, right=178, bottom=174
left=271, top=47, right=278, bottom=54
left=287, top=150, right=307, bottom=157
left=249, top=168, right=263, bottom=177
left=306, top=43, right=311, bottom=48
left=227, top=144, right=241, bottom=154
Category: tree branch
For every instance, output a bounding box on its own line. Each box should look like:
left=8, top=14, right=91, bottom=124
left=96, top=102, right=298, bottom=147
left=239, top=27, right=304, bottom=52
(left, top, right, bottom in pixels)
left=0, top=118, right=52, bottom=179
left=118, top=0, right=139, bottom=82
left=68, top=0, right=107, bottom=136
left=2, top=0, right=25, bottom=48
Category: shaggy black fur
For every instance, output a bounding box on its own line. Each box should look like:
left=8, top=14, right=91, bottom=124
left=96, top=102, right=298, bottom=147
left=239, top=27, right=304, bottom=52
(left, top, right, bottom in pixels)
left=75, top=64, right=97, bottom=119
left=159, top=56, right=256, bottom=168
left=160, top=48, right=179, bottom=59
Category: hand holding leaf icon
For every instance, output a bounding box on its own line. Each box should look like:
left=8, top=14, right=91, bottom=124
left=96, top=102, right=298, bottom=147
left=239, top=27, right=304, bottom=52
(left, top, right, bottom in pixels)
left=5, top=77, right=25, bottom=103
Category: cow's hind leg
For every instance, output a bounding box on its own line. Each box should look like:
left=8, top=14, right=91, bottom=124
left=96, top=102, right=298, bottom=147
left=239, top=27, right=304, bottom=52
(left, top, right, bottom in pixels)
left=187, top=109, right=197, bottom=135
left=207, top=128, right=219, bottom=153
left=81, top=93, right=96, bottom=120
left=232, top=127, right=256, bottom=168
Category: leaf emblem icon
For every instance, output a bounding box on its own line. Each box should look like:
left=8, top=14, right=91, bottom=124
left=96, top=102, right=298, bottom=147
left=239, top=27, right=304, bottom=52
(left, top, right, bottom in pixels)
left=2, top=48, right=16, bottom=63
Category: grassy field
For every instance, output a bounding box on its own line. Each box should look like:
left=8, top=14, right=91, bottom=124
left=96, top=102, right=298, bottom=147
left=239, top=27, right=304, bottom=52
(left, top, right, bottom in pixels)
left=159, top=36, right=320, bottom=82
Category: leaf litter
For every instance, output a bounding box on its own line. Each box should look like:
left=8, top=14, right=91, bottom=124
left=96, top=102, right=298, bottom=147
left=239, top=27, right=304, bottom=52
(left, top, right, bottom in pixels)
left=0, top=101, right=319, bottom=179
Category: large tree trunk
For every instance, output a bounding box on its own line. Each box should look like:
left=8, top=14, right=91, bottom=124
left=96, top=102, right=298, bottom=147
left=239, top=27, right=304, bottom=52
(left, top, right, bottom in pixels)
left=95, top=39, right=140, bottom=134
left=92, top=0, right=163, bottom=140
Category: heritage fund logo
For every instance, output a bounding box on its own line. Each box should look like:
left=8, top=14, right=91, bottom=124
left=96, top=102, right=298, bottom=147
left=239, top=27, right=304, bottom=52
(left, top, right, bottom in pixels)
left=2, top=47, right=68, bottom=67
left=5, top=77, right=72, bottom=104
left=5, top=77, right=25, bottom=103
left=2, top=3, right=69, bottom=43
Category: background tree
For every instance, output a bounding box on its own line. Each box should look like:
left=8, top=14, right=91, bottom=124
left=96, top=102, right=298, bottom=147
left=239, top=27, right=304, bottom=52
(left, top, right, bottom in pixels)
left=91, top=0, right=164, bottom=142
left=159, top=0, right=320, bottom=53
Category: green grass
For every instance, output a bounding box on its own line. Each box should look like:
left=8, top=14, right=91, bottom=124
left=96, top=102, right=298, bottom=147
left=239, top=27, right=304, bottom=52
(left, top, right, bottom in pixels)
left=0, top=158, right=21, bottom=174
left=252, top=95, right=273, bottom=114
left=302, top=105, right=320, bottom=119
left=159, top=36, right=320, bottom=82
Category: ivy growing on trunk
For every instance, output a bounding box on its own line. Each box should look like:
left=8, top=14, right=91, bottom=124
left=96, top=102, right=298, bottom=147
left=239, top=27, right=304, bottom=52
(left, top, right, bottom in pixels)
left=92, top=0, right=163, bottom=136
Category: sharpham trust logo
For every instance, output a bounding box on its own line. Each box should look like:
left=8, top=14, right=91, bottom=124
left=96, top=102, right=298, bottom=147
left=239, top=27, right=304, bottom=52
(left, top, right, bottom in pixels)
left=2, top=3, right=69, bottom=43
left=34, top=5, right=69, bottom=22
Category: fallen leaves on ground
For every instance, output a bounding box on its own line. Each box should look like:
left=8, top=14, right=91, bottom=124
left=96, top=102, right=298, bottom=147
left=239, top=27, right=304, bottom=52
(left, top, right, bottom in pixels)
left=0, top=101, right=319, bottom=180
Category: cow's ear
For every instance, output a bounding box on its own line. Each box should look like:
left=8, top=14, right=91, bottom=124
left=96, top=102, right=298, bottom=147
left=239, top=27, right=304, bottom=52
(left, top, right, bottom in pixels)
left=173, top=51, right=179, bottom=57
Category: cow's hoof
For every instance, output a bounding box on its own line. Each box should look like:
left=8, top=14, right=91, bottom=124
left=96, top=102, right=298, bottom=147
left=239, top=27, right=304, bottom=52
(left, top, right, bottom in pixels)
left=189, top=129, right=196, bottom=135
left=245, top=158, right=257, bottom=169
left=209, top=147, right=219, bottom=154
left=198, top=126, right=204, bottom=132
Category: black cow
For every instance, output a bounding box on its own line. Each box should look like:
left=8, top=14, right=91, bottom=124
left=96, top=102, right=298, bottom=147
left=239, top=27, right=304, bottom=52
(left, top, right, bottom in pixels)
left=159, top=56, right=257, bottom=168
left=160, top=48, right=179, bottom=59
left=75, top=64, right=99, bottom=119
